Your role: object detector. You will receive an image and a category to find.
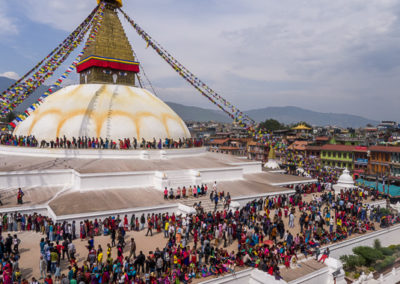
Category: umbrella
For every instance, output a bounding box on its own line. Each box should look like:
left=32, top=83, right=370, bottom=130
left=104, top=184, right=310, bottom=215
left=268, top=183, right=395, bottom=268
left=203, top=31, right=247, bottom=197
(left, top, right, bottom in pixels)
left=263, top=240, right=274, bottom=246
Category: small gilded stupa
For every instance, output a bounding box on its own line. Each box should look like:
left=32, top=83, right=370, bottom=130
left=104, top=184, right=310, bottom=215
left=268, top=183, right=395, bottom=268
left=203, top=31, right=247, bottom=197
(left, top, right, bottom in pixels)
left=14, top=0, right=191, bottom=141
left=264, top=145, right=280, bottom=169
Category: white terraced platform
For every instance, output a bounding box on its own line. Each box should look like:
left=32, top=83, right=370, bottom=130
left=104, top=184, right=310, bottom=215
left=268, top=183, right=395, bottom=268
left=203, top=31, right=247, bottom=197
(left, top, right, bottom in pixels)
left=0, top=146, right=315, bottom=192
left=0, top=146, right=315, bottom=216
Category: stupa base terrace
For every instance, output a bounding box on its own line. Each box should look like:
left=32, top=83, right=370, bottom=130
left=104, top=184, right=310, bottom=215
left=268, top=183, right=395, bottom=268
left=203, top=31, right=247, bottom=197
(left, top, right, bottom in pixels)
left=0, top=145, right=315, bottom=217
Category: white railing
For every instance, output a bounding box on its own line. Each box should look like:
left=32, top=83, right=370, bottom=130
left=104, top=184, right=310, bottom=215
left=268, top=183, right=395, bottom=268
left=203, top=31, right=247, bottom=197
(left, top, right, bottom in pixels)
left=353, top=266, right=400, bottom=283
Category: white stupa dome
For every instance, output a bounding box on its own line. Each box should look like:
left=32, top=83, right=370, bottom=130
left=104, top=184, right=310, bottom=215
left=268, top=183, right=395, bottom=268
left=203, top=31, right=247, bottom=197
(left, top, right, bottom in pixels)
left=337, top=168, right=354, bottom=186
left=333, top=168, right=356, bottom=194
left=13, top=84, right=191, bottom=141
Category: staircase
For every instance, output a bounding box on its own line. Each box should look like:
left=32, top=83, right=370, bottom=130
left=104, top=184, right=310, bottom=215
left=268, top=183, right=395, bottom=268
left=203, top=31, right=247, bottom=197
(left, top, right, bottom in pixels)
left=179, top=194, right=226, bottom=212
left=164, top=170, right=196, bottom=188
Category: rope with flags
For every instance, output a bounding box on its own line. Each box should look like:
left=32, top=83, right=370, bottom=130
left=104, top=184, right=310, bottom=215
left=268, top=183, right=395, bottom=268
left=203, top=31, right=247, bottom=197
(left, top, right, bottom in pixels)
left=119, top=8, right=255, bottom=130
left=0, top=4, right=103, bottom=116
left=8, top=2, right=106, bottom=128
left=118, top=10, right=294, bottom=152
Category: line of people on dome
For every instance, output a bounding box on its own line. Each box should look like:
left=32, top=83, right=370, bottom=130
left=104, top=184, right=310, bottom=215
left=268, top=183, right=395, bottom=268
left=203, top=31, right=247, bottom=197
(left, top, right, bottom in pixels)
left=2, top=183, right=399, bottom=283
left=0, top=134, right=204, bottom=150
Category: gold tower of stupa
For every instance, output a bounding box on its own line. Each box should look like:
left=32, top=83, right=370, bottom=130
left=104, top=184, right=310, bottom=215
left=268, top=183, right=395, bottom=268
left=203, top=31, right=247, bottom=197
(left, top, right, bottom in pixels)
left=13, top=0, right=191, bottom=142
left=77, top=0, right=139, bottom=86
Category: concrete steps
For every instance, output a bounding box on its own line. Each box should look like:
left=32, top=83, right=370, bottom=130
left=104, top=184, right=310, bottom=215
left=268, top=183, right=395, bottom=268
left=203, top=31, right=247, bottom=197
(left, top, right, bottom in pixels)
left=179, top=195, right=227, bottom=212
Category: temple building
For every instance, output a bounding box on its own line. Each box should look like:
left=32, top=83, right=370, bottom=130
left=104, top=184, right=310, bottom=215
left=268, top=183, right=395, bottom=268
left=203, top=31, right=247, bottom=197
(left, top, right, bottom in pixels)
left=13, top=0, right=190, bottom=141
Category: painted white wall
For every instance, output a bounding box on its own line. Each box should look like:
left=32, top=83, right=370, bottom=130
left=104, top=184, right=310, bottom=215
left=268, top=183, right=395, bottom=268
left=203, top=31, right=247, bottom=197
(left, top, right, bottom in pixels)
left=0, top=170, right=73, bottom=189
left=199, top=167, right=244, bottom=183
left=228, top=162, right=262, bottom=174
left=76, top=171, right=156, bottom=192
left=327, top=224, right=400, bottom=259
left=0, top=145, right=206, bottom=160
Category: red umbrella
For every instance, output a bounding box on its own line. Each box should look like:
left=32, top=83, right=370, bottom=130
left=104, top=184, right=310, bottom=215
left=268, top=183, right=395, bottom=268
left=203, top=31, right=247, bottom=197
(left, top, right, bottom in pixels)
left=263, top=240, right=274, bottom=246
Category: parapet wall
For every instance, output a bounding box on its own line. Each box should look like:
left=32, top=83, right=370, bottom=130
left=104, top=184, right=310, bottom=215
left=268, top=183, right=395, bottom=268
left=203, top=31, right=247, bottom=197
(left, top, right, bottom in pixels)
left=0, top=145, right=207, bottom=159
left=0, top=162, right=262, bottom=192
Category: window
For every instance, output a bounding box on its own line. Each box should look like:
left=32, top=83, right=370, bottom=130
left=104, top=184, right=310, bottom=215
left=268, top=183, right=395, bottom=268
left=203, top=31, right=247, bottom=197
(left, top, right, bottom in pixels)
left=333, top=152, right=336, bottom=158
left=338, top=153, right=341, bottom=158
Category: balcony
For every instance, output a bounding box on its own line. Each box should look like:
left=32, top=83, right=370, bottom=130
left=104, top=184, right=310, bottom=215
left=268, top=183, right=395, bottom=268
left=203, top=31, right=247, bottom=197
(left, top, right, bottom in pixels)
left=354, top=158, right=368, bottom=165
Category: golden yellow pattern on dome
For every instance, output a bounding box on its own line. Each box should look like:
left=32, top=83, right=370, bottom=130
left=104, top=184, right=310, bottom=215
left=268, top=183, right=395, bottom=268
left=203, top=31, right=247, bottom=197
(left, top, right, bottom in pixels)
left=15, top=85, right=190, bottom=140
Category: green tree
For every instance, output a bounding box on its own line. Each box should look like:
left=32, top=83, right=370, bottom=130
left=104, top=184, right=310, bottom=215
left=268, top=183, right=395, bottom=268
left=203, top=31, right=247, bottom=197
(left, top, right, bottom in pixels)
left=374, top=239, right=382, bottom=250
left=340, top=255, right=366, bottom=271
left=375, top=256, right=395, bottom=272
left=259, top=119, right=285, bottom=131
left=352, top=246, right=384, bottom=266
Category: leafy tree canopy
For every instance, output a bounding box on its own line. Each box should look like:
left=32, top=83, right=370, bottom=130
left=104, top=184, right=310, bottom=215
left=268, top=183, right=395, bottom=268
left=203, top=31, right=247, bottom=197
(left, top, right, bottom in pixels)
left=259, top=119, right=286, bottom=131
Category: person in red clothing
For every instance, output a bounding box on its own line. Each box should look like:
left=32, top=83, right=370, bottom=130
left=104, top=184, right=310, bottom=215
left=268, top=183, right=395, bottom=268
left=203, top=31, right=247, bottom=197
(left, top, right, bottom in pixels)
left=319, top=248, right=330, bottom=264
left=44, top=274, right=53, bottom=284
left=182, top=187, right=186, bottom=198
left=164, top=187, right=168, bottom=200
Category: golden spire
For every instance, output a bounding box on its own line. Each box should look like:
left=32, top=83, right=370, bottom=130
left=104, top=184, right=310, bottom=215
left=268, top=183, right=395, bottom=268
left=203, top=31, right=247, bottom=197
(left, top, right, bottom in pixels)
left=97, top=0, right=123, bottom=8
left=268, top=145, right=276, bottom=160
left=78, top=0, right=139, bottom=86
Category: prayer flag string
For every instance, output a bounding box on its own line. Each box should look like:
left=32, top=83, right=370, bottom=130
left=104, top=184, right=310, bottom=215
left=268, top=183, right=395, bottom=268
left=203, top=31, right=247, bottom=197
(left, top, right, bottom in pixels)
left=8, top=3, right=106, bottom=128
left=119, top=9, right=255, bottom=130
left=0, top=4, right=103, bottom=116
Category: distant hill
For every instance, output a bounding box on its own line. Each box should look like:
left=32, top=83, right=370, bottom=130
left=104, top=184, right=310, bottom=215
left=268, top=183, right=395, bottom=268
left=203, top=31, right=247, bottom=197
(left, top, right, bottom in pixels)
left=165, top=102, right=231, bottom=123
left=245, top=106, right=378, bottom=127
left=0, top=76, right=378, bottom=127
left=0, top=76, right=50, bottom=112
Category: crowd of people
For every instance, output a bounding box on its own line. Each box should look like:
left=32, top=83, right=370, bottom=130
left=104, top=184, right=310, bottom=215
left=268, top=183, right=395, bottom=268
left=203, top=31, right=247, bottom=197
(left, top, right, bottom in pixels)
left=164, top=185, right=232, bottom=214
left=1, top=180, right=399, bottom=283
left=163, top=185, right=209, bottom=200
left=0, top=134, right=204, bottom=150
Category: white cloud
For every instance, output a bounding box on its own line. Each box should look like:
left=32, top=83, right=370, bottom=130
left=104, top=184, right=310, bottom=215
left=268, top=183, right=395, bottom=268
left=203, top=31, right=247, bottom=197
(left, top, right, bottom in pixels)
left=21, top=0, right=94, bottom=31
left=0, top=0, right=18, bottom=35
left=0, top=71, right=20, bottom=80
left=7, top=0, right=400, bottom=120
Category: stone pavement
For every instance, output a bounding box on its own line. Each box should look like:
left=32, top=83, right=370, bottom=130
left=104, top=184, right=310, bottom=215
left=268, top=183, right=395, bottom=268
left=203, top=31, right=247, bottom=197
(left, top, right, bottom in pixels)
left=281, top=259, right=326, bottom=282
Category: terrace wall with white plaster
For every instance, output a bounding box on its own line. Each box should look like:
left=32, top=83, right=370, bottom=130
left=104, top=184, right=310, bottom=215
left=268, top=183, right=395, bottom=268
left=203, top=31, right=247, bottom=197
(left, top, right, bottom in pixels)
left=271, top=179, right=318, bottom=186
left=228, top=162, right=262, bottom=174
left=0, top=160, right=262, bottom=192
left=0, top=145, right=206, bottom=160
left=326, top=224, right=400, bottom=259
left=74, top=171, right=156, bottom=192
left=0, top=170, right=73, bottom=189
left=199, top=167, right=244, bottom=183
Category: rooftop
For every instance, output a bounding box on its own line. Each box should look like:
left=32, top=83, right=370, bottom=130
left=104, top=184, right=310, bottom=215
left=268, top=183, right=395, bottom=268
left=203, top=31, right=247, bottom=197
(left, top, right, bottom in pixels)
left=369, top=145, right=400, bottom=153
left=292, top=124, right=312, bottom=130
left=321, top=144, right=356, bottom=152
left=315, top=136, right=329, bottom=141
left=288, top=140, right=309, bottom=151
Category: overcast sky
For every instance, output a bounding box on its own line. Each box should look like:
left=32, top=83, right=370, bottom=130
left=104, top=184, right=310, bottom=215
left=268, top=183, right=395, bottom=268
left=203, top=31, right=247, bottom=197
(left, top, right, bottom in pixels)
left=1, top=0, right=400, bottom=121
